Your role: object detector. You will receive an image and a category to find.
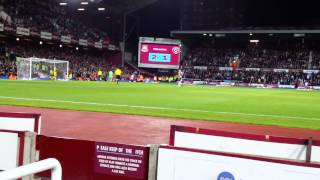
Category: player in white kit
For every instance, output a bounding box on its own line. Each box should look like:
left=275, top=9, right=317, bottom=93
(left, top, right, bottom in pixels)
left=177, top=69, right=184, bottom=87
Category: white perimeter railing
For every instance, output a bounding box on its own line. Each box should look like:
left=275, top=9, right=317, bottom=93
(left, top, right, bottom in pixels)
left=0, top=158, right=62, bottom=180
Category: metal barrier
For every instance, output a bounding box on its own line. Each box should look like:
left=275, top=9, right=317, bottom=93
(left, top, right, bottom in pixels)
left=0, top=158, right=62, bottom=180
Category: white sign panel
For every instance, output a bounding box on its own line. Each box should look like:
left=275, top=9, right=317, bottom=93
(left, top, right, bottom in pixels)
left=219, top=67, right=233, bottom=71
left=274, top=69, right=289, bottom=73
left=194, top=66, right=207, bottom=70
left=108, top=44, right=116, bottom=51
left=0, top=23, right=4, bottom=31
left=94, top=42, right=103, bottom=49
left=61, top=35, right=71, bottom=43
left=278, top=85, right=295, bottom=89
left=312, top=145, right=320, bottom=162
left=40, top=31, right=52, bottom=40
left=0, top=117, right=36, bottom=132
left=0, top=132, right=19, bottom=170
left=16, top=27, right=30, bottom=36
left=79, top=39, right=88, bottom=46
left=245, top=68, right=260, bottom=71
left=303, top=70, right=319, bottom=74
left=174, top=131, right=307, bottom=161
left=157, top=147, right=320, bottom=180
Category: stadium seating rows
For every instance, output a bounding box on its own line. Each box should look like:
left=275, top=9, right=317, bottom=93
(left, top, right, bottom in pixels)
left=0, top=40, right=131, bottom=81
left=182, top=41, right=320, bottom=85
left=0, top=0, right=107, bottom=42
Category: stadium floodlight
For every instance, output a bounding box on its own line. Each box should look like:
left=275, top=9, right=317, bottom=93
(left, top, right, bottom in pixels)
left=98, top=7, right=105, bottom=11
left=59, top=2, right=67, bottom=6
left=250, top=39, right=259, bottom=43
left=16, top=57, right=69, bottom=81
left=81, top=2, right=89, bottom=5
left=294, top=33, right=305, bottom=37
left=215, top=34, right=226, bottom=37
left=77, top=8, right=85, bottom=11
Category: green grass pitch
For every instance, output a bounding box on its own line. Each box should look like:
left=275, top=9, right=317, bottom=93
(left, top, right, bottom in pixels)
left=1, top=80, right=320, bottom=130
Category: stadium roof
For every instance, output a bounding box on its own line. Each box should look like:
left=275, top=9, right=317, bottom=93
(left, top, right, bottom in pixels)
left=61, top=0, right=157, bottom=15
left=171, top=29, right=320, bottom=36
left=101, top=0, right=157, bottom=14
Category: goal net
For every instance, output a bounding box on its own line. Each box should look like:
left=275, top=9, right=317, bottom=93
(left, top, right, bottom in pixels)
left=16, top=57, right=69, bottom=80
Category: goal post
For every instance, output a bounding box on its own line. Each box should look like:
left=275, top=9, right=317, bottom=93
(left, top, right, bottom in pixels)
left=16, top=57, right=69, bottom=80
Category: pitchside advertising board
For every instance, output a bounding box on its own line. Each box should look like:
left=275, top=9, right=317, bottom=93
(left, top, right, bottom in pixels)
left=157, top=146, right=320, bottom=180
left=138, top=37, right=181, bottom=69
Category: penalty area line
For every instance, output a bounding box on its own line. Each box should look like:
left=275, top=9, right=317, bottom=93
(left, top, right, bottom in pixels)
left=0, top=96, right=319, bottom=121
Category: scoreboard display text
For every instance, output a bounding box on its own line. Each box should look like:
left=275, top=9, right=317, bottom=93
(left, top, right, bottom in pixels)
left=138, top=43, right=180, bottom=69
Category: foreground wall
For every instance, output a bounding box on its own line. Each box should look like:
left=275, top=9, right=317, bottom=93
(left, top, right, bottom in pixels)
left=170, top=125, right=320, bottom=162
left=157, top=146, right=320, bottom=180
left=37, top=136, right=150, bottom=180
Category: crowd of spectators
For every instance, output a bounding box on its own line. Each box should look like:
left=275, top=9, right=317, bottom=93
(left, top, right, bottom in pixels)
left=0, top=52, right=16, bottom=79
left=1, top=38, right=320, bottom=85
left=183, top=42, right=318, bottom=69
left=0, top=40, right=128, bottom=81
left=184, top=68, right=320, bottom=86
left=182, top=41, right=320, bottom=85
left=0, top=0, right=107, bottom=42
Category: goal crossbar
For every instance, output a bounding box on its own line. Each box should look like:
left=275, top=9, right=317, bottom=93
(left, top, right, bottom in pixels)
left=28, top=57, right=68, bottom=64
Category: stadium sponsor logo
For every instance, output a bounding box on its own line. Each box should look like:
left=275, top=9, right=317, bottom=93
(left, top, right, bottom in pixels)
left=141, top=45, right=149, bottom=52
left=153, top=47, right=167, bottom=51
left=61, top=35, right=71, bottom=43
left=108, top=44, right=116, bottom=51
left=172, top=47, right=180, bottom=54
left=16, top=27, right=30, bottom=36
left=273, top=69, right=289, bottom=73
left=94, top=42, right=103, bottom=49
left=217, top=172, right=235, bottom=180
left=79, top=39, right=88, bottom=46
left=41, top=31, right=52, bottom=40
left=303, top=70, right=319, bottom=74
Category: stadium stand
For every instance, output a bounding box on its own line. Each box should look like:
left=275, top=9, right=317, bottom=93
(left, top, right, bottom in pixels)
left=182, top=41, right=320, bottom=85
left=1, top=38, right=320, bottom=85
left=0, top=39, right=135, bottom=81
left=0, top=0, right=107, bottom=42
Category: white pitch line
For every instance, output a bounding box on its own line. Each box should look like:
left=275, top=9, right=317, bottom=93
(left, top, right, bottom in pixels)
left=0, top=96, right=319, bottom=121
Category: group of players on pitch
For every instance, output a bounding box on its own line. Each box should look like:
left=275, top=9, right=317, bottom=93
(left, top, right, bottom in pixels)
left=50, top=66, right=184, bottom=86
left=87, top=67, right=123, bottom=84
left=50, top=67, right=122, bottom=84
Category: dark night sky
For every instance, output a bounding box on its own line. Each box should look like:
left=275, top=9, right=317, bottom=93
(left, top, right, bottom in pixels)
left=244, top=0, right=320, bottom=27
left=133, top=0, right=320, bottom=38
left=134, top=0, right=180, bottom=38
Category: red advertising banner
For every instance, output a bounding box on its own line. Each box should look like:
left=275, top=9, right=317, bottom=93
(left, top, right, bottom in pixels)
left=94, top=142, right=149, bottom=179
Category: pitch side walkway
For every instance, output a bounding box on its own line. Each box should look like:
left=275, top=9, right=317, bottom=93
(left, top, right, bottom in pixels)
left=1, top=105, right=320, bottom=145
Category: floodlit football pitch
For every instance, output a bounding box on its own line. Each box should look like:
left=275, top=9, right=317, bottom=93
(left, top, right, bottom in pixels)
left=0, top=80, right=320, bottom=130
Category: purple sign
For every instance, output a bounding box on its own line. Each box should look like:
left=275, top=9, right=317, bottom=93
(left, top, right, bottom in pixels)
left=94, top=142, right=148, bottom=179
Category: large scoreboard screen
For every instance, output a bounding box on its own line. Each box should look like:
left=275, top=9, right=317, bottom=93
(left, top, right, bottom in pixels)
left=138, top=37, right=181, bottom=69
